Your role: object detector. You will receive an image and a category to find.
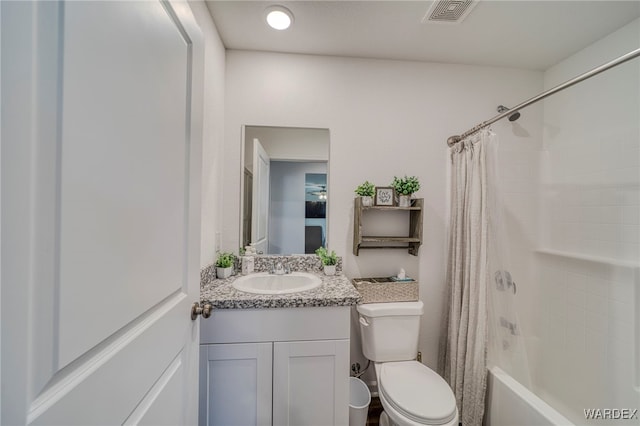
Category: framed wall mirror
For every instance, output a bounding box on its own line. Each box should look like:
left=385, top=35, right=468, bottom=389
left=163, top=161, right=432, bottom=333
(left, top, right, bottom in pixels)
left=241, top=126, right=330, bottom=255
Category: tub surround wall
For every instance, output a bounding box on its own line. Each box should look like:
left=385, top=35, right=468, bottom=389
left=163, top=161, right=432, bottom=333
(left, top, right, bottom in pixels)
left=533, top=250, right=638, bottom=423
left=528, top=18, right=640, bottom=424
left=485, top=18, right=640, bottom=425
left=542, top=18, right=640, bottom=261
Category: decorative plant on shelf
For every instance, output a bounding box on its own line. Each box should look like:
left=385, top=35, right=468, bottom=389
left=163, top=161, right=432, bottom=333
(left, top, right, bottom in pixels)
left=215, top=251, right=236, bottom=279
left=391, top=175, right=420, bottom=207
left=315, top=247, right=338, bottom=276
left=354, top=181, right=375, bottom=197
left=354, top=181, right=375, bottom=206
left=391, top=175, right=420, bottom=195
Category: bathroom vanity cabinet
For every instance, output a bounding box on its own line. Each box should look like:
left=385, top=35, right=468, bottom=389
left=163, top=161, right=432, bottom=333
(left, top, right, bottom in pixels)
left=353, top=197, right=423, bottom=255
left=199, top=306, right=350, bottom=426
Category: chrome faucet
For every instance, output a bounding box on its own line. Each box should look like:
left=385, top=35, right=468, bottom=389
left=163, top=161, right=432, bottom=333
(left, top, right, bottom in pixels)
left=270, top=260, right=290, bottom=275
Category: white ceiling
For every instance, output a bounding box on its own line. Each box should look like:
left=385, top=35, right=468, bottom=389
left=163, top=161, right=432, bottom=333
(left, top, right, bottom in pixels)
left=205, top=0, right=640, bottom=71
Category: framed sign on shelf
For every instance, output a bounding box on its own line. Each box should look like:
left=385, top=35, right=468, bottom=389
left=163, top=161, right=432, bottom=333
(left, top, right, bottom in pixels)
left=375, top=187, right=395, bottom=206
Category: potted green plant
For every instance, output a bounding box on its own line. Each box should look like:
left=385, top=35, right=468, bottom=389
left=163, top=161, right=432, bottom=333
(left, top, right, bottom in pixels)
left=391, top=175, right=420, bottom=207
left=315, top=247, right=338, bottom=276
left=354, top=181, right=375, bottom=207
left=215, top=251, right=236, bottom=279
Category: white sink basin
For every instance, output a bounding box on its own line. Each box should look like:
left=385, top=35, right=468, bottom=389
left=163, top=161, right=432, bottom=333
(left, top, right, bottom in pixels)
left=232, top=272, right=322, bottom=295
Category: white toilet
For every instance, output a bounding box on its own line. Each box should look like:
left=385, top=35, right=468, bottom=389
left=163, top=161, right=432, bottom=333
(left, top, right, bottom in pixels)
left=357, top=301, right=459, bottom=426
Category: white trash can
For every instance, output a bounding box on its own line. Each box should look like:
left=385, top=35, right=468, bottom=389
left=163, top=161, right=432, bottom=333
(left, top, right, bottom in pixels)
left=349, top=377, right=371, bottom=426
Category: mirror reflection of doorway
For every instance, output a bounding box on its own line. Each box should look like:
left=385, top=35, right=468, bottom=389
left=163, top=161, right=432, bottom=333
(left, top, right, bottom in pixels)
left=242, top=168, right=253, bottom=249
left=242, top=126, right=329, bottom=254
left=305, top=173, right=327, bottom=254
left=268, top=162, right=326, bottom=254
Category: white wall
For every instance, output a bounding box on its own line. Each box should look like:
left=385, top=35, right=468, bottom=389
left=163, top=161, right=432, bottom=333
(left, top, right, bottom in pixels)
left=188, top=1, right=226, bottom=268
left=542, top=18, right=640, bottom=261
left=525, top=18, right=640, bottom=424
left=223, top=50, right=543, bottom=371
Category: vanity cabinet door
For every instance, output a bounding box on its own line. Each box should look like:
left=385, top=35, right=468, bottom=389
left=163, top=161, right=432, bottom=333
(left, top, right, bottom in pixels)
left=272, top=340, right=349, bottom=426
left=199, top=343, right=273, bottom=426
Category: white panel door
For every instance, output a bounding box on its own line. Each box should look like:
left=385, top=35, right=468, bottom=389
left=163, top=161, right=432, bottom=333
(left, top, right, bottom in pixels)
left=273, top=340, right=350, bottom=426
left=1, top=1, right=204, bottom=424
left=199, top=343, right=273, bottom=426
left=251, top=138, right=270, bottom=254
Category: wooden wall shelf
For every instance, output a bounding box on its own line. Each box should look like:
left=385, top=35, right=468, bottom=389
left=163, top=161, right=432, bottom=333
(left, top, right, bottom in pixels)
left=353, top=197, right=423, bottom=256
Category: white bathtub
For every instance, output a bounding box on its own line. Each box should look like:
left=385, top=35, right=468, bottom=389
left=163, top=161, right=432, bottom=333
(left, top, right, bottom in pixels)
left=484, top=367, right=573, bottom=426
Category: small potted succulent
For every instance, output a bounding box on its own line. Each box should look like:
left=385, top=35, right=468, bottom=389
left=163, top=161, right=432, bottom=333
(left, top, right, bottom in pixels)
left=215, top=251, right=236, bottom=279
left=391, top=175, right=420, bottom=207
left=315, top=247, right=338, bottom=276
left=354, top=181, right=375, bottom=207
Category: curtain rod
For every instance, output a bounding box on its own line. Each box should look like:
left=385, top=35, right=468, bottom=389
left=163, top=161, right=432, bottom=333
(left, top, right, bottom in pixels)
left=446, top=47, right=640, bottom=147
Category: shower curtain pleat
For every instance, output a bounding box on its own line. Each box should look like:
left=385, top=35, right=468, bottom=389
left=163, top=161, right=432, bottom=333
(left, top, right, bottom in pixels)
left=439, top=130, right=492, bottom=426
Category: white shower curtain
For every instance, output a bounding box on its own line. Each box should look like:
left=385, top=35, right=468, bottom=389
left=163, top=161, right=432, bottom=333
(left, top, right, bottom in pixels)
left=438, top=129, right=495, bottom=426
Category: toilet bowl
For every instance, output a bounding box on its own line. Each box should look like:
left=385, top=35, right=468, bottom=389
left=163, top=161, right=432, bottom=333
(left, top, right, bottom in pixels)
left=374, top=362, right=458, bottom=426
left=356, top=301, right=459, bottom=426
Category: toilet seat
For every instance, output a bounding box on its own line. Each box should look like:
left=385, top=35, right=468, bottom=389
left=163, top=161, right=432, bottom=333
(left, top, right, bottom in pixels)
left=378, top=361, right=457, bottom=425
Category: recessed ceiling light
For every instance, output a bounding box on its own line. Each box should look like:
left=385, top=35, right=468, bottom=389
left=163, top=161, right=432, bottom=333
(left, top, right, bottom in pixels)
left=265, top=5, right=294, bottom=30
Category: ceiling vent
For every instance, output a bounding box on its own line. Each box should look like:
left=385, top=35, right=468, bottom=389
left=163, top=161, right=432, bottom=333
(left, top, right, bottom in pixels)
left=422, top=0, right=478, bottom=24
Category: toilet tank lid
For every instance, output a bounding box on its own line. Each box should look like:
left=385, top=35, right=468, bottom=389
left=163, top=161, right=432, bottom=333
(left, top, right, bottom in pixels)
left=356, top=301, right=423, bottom=317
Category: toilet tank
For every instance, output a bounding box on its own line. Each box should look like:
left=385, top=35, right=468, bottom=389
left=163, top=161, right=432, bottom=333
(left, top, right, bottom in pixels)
left=356, top=301, right=424, bottom=362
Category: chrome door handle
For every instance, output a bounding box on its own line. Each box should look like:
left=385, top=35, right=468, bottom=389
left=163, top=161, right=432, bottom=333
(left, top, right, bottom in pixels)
left=191, top=302, right=212, bottom=320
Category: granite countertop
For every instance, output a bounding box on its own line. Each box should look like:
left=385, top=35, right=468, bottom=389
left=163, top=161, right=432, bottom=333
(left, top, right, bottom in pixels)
left=201, top=272, right=361, bottom=309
